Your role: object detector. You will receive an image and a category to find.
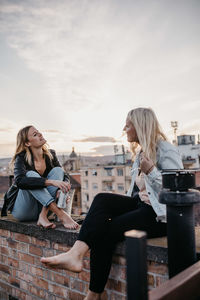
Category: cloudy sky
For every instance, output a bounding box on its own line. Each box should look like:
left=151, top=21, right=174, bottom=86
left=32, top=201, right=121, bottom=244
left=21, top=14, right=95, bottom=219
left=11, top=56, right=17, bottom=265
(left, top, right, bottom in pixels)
left=0, top=0, right=200, bottom=157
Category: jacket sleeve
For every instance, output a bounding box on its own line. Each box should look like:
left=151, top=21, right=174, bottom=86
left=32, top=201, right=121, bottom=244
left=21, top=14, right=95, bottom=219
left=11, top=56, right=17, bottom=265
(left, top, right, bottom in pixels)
left=14, top=154, right=46, bottom=189
left=51, top=150, right=70, bottom=183
left=146, top=149, right=183, bottom=191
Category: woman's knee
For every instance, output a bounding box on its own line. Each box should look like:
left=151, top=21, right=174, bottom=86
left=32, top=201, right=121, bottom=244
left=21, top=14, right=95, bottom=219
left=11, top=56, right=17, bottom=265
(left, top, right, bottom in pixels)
left=93, top=193, right=108, bottom=205
left=26, top=170, right=40, bottom=178
left=48, top=167, right=64, bottom=178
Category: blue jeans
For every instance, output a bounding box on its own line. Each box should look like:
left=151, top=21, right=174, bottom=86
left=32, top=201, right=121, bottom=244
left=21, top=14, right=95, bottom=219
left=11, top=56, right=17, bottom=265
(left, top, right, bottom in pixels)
left=12, top=167, right=64, bottom=221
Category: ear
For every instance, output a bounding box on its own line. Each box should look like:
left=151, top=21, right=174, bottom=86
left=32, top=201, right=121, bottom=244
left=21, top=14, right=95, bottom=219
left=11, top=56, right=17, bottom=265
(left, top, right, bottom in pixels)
left=25, top=142, right=30, bottom=147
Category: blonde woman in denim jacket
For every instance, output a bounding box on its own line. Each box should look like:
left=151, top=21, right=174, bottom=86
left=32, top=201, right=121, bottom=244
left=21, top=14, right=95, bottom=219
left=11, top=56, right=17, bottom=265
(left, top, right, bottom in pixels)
left=42, top=108, right=183, bottom=300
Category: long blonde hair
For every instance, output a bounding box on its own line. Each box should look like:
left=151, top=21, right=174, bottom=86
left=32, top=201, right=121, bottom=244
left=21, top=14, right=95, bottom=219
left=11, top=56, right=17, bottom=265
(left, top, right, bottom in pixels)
left=127, top=107, right=167, bottom=163
left=11, top=125, right=53, bottom=167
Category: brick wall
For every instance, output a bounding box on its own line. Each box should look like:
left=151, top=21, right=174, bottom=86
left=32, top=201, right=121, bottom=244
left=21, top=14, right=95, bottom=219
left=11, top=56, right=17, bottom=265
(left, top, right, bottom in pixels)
left=0, top=221, right=169, bottom=300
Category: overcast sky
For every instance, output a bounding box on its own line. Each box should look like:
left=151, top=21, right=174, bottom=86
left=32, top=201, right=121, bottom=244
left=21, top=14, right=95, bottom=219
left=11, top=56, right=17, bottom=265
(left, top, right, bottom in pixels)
left=0, top=0, right=200, bottom=157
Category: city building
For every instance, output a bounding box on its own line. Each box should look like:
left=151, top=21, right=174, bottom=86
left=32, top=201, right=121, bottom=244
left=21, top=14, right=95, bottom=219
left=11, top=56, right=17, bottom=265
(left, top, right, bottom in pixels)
left=80, top=163, right=132, bottom=212
left=177, top=135, right=200, bottom=169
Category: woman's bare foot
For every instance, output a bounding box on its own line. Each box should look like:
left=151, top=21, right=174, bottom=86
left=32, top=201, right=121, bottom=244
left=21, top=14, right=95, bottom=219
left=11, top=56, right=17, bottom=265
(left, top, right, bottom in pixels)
left=41, top=249, right=82, bottom=272
left=59, top=210, right=79, bottom=229
left=37, top=213, right=56, bottom=229
left=84, top=290, right=101, bottom=300
left=41, top=240, right=89, bottom=272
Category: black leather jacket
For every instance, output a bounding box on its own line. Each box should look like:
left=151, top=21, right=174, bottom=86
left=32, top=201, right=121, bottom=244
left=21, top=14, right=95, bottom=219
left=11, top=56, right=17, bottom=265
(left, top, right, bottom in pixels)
left=1, top=149, right=69, bottom=216
left=14, top=149, right=69, bottom=189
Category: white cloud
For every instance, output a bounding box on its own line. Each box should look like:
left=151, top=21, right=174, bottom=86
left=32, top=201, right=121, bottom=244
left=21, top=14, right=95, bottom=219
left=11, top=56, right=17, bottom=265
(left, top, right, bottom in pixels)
left=0, top=0, right=200, bottom=156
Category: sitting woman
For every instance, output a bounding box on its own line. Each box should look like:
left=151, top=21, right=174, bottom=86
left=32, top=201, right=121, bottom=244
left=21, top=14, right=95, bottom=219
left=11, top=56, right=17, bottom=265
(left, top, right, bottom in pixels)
left=41, top=107, right=183, bottom=300
left=2, top=125, right=79, bottom=229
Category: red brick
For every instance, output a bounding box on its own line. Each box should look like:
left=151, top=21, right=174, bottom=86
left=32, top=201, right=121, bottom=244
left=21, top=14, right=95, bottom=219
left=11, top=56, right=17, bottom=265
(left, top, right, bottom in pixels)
left=29, top=265, right=43, bottom=277
left=83, top=250, right=90, bottom=259
left=15, top=289, right=27, bottom=300
left=100, top=290, right=109, bottom=300
left=106, top=279, right=126, bottom=294
left=68, top=290, right=85, bottom=300
left=0, top=246, right=9, bottom=255
left=29, top=285, right=43, bottom=297
left=0, top=254, right=8, bottom=264
left=110, top=293, right=126, bottom=300
left=20, top=280, right=29, bottom=291
left=70, top=279, right=85, bottom=292
left=18, top=271, right=33, bottom=282
left=18, top=261, right=29, bottom=273
left=120, top=267, right=126, bottom=281
left=52, top=242, right=70, bottom=252
left=63, top=269, right=79, bottom=278
left=31, top=237, right=50, bottom=248
left=82, top=258, right=90, bottom=270
left=29, top=245, right=42, bottom=256
left=7, top=237, right=16, bottom=248
left=32, top=276, right=48, bottom=290
left=148, top=274, right=155, bottom=287
left=148, top=261, right=168, bottom=275
left=112, top=255, right=126, bottom=266
left=14, top=233, right=31, bottom=243
left=8, top=276, right=20, bottom=288
left=1, top=237, right=8, bottom=247
left=9, top=249, right=19, bottom=259
left=49, top=283, right=68, bottom=298
left=51, top=272, right=65, bottom=285
left=64, top=276, right=70, bottom=287
left=78, top=270, right=90, bottom=282
left=17, top=242, right=29, bottom=253
left=0, top=271, right=9, bottom=282
left=110, top=265, right=123, bottom=280
left=0, top=263, right=10, bottom=274
left=19, top=253, right=34, bottom=264
left=155, top=275, right=168, bottom=287
left=0, top=229, right=10, bottom=237
left=42, top=249, right=55, bottom=257
left=0, top=281, right=12, bottom=294
left=8, top=257, right=19, bottom=268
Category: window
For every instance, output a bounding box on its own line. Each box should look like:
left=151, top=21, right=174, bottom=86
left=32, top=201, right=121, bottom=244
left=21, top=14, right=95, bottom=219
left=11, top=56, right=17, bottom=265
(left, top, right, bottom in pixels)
left=118, top=184, right=124, bottom=191
left=85, top=171, right=88, bottom=176
left=92, top=170, right=97, bottom=176
left=92, top=183, right=98, bottom=189
left=85, top=193, right=89, bottom=202
left=84, top=180, right=88, bottom=189
left=117, top=168, right=123, bottom=176
left=103, top=182, right=113, bottom=191
left=103, top=168, right=113, bottom=176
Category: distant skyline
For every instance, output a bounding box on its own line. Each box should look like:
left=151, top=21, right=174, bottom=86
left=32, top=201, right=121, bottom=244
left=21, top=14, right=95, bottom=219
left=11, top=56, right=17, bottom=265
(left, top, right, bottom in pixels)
left=0, top=0, right=200, bottom=157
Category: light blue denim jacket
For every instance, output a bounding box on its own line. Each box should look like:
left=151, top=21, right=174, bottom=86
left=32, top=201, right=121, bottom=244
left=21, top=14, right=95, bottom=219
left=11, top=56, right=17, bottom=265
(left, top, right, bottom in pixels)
left=127, top=140, right=183, bottom=222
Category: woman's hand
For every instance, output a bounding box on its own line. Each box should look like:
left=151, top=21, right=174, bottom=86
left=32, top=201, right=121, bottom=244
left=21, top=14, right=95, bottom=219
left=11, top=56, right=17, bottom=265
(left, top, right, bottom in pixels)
left=45, top=180, right=71, bottom=193
left=140, top=152, right=154, bottom=175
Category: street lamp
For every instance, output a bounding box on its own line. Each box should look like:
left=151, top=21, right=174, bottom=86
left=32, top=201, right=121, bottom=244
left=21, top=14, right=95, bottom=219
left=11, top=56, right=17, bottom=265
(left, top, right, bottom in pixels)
left=171, top=121, right=178, bottom=145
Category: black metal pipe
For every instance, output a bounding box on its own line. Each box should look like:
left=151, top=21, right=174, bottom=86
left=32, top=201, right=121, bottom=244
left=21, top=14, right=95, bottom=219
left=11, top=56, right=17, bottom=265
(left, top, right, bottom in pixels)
left=160, top=170, right=200, bottom=278
left=125, top=230, right=148, bottom=300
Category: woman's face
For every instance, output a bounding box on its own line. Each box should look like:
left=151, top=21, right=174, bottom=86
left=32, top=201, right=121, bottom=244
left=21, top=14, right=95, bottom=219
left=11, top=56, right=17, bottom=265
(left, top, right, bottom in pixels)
left=26, top=126, right=46, bottom=148
left=123, top=118, right=138, bottom=143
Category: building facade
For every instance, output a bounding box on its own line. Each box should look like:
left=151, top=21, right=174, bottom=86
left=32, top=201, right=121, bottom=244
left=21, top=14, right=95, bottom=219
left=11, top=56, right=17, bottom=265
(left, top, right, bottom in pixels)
left=80, top=164, right=132, bottom=212
left=177, top=135, right=200, bottom=169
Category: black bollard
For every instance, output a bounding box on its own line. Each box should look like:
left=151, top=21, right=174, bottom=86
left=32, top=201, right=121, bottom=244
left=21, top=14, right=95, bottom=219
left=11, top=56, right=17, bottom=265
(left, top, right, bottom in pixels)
left=160, top=170, right=200, bottom=278
left=125, top=230, right=148, bottom=300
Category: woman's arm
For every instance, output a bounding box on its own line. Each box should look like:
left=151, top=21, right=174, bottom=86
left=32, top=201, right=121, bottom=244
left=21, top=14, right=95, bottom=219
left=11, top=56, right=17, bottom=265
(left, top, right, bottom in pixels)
left=144, top=149, right=183, bottom=191
left=14, top=153, right=46, bottom=189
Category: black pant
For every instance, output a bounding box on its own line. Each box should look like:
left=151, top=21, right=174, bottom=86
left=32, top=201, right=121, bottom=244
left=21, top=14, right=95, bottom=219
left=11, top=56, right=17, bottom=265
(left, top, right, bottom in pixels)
left=78, top=193, right=167, bottom=293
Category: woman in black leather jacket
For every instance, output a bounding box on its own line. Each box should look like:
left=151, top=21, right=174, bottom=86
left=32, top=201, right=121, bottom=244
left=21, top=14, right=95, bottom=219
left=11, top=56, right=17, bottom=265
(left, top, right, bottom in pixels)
left=3, top=125, right=79, bottom=229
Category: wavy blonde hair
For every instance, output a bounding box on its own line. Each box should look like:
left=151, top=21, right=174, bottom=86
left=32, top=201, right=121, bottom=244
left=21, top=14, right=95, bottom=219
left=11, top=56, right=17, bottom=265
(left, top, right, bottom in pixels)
left=127, top=107, right=167, bottom=163
left=11, top=125, right=53, bottom=167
